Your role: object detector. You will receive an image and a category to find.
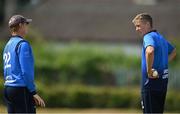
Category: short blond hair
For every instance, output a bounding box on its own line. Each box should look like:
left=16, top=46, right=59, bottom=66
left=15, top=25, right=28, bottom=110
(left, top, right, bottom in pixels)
left=132, top=13, right=153, bottom=27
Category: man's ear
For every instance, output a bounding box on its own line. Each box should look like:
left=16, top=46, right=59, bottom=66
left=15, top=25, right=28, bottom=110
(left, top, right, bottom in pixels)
left=146, top=22, right=151, bottom=28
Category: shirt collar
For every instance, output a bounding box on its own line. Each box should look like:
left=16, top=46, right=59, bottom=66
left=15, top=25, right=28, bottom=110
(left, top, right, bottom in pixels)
left=146, top=30, right=157, bottom=34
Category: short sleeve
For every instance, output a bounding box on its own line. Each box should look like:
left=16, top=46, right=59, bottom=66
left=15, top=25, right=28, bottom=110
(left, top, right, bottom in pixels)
left=143, top=34, right=156, bottom=49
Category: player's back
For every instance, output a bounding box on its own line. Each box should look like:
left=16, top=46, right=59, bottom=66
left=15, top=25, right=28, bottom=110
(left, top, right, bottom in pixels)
left=3, top=36, right=26, bottom=87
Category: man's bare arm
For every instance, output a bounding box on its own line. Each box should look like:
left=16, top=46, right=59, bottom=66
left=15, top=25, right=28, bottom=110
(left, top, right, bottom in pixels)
left=146, top=46, right=154, bottom=78
left=169, top=48, right=176, bottom=62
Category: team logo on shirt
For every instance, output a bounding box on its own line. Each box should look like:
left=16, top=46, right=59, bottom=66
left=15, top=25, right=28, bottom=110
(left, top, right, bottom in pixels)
left=162, top=69, right=168, bottom=79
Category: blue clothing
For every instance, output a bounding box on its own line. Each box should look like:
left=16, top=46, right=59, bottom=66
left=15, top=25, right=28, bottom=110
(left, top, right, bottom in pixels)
left=3, top=36, right=36, bottom=94
left=141, top=30, right=174, bottom=91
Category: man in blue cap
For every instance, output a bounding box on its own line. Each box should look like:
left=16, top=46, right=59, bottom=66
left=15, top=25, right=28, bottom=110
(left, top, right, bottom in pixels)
left=3, top=15, right=45, bottom=113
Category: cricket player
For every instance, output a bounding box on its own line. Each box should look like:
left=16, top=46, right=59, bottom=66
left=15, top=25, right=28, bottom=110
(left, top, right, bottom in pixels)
left=3, top=15, right=45, bottom=113
left=132, top=13, right=176, bottom=113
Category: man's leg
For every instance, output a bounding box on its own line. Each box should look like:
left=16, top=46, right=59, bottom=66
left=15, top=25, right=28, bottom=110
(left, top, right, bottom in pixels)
left=153, top=90, right=167, bottom=113
left=4, top=87, right=31, bottom=113
left=142, top=90, right=166, bottom=114
left=16, top=88, right=36, bottom=113
left=26, top=88, right=36, bottom=113
left=142, top=90, right=152, bottom=113
left=4, top=87, right=15, bottom=113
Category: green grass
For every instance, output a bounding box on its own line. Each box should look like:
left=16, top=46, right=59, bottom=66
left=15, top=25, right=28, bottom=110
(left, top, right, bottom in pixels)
left=1, top=106, right=180, bottom=113
left=1, top=105, right=141, bottom=113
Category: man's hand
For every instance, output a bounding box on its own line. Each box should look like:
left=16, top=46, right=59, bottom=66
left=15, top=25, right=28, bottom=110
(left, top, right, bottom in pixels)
left=147, top=68, right=153, bottom=78
left=33, top=94, right=45, bottom=107
left=147, top=69, right=159, bottom=79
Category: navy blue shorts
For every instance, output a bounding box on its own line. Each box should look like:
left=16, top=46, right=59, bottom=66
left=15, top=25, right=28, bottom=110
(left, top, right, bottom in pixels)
left=4, top=86, right=36, bottom=113
left=141, top=90, right=167, bottom=114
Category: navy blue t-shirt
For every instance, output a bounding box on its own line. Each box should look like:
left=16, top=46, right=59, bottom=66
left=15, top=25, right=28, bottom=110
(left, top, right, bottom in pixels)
left=141, top=30, right=174, bottom=91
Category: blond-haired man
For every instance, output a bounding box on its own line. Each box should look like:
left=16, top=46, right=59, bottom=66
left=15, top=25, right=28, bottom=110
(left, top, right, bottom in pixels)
left=132, top=13, right=176, bottom=113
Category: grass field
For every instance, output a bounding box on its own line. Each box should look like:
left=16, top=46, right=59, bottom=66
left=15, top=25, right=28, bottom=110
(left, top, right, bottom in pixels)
left=0, top=105, right=141, bottom=113
left=37, top=108, right=141, bottom=113
left=1, top=106, right=179, bottom=114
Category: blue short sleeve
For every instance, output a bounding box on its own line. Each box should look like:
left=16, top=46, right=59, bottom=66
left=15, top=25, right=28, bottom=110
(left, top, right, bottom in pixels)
left=143, top=34, right=156, bottom=49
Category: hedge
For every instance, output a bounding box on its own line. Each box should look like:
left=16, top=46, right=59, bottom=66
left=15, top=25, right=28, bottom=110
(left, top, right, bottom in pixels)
left=1, top=41, right=179, bottom=87
left=37, top=84, right=180, bottom=112
left=0, top=40, right=180, bottom=111
left=1, top=81, right=180, bottom=111
left=32, top=42, right=141, bottom=86
left=35, top=84, right=141, bottom=108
